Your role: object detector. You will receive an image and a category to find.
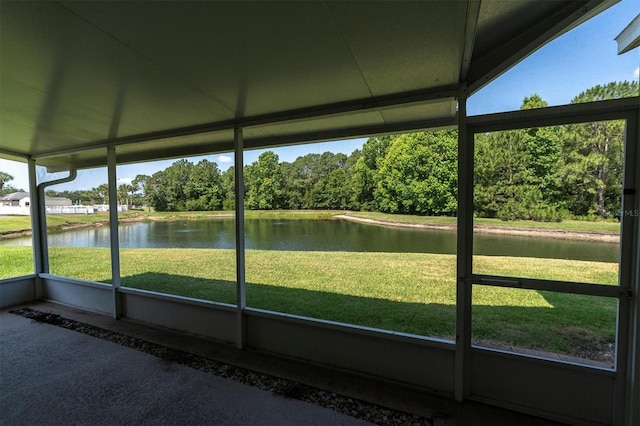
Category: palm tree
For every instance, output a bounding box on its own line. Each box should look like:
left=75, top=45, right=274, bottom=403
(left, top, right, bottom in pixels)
left=0, top=171, right=14, bottom=190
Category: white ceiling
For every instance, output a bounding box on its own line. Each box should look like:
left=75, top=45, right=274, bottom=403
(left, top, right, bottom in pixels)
left=0, top=0, right=616, bottom=171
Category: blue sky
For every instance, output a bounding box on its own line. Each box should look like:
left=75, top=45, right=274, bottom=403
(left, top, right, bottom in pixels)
left=467, top=0, right=640, bottom=114
left=2, top=0, right=639, bottom=192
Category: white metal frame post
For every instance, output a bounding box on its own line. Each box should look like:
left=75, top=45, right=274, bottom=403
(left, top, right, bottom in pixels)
left=234, top=127, right=247, bottom=349
left=107, top=146, right=122, bottom=318
left=455, top=87, right=473, bottom=402
left=623, top=108, right=640, bottom=426
left=28, top=158, right=44, bottom=298
left=612, top=110, right=638, bottom=425
left=466, top=98, right=639, bottom=424
left=34, top=169, right=77, bottom=275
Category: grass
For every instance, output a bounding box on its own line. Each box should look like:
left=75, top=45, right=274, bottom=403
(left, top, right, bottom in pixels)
left=0, top=210, right=619, bottom=363
left=244, top=210, right=336, bottom=220
left=474, top=255, right=617, bottom=284
left=0, top=216, right=34, bottom=234
left=0, top=212, right=136, bottom=234
left=1, top=246, right=617, bottom=361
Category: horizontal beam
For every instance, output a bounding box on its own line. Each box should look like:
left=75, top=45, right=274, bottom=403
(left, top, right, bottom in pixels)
left=0, top=147, right=30, bottom=162
left=40, top=116, right=457, bottom=171
left=32, top=85, right=458, bottom=160
left=467, top=97, right=639, bottom=133
left=243, top=117, right=457, bottom=151
left=474, top=274, right=626, bottom=298
left=616, top=13, right=640, bottom=54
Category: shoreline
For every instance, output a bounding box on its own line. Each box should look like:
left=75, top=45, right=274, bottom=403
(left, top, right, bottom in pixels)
left=336, top=214, right=619, bottom=243
left=0, top=214, right=235, bottom=240
left=1, top=212, right=620, bottom=243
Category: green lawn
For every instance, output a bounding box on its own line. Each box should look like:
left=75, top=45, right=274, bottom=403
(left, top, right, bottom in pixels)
left=1, top=245, right=617, bottom=362
left=0, top=212, right=131, bottom=234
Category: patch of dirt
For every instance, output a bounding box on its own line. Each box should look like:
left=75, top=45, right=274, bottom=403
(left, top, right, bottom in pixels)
left=473, top=338, right=614, bottom=368
left=563, top=333, right=615, bottom=365
left=0, top=229, right=31, bottom=239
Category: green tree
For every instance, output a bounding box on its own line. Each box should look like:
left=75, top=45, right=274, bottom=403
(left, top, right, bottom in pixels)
left=474, top=94, right=564, bottom=221
left=245, top=151, right=286, bottom=210
left=307, top=166, right=351, bottom=209
left=280, top=152, right=351, bottom=209
left=145, top=160, right=192, bottom=211
left=185, top=160, right=223, bottom=211
left=89, top=184, right=110, bottom=205
left=280, top=161, right=305, bottom=209
left=375, top=131, right=457, bottom=215
left=350, top=136, right=392, bottom=210
left=306, top=152, right=348, bottom=208
left=118, top=184, right=136, bottom=208
left=561, top=81, right=638, bottom=218
left=0, top=171, right=13, bottom=191
left=221, top=166, right=236, bottom=210
left=131, top=174, right=150, bottom=207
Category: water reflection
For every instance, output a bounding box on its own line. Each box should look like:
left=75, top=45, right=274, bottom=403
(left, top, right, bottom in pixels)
left=0, top=218, right=618, bottom=262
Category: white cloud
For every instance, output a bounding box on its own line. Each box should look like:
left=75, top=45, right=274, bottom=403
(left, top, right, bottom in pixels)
left=218, top=155, right=232, bottom=163
left=117, top=177, right=133, bottom=185
left=634, top=67, right=640, bottom=80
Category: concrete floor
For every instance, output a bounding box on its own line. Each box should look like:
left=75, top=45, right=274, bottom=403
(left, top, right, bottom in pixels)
left=0, top=302, right=560, bottom=425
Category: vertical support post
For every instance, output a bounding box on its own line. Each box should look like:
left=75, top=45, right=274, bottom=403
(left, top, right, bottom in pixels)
left=234, top=127, right=247, bottom=349
left=33, top=169, right=76, bottom=277
left=28, top=159, right=44, bottom=298
left=107, top=146, right=122, bottom=319
left=455, top=86, right=473, bottom=402
left=621, top=109, right=640, bottom=426
left=36, top=175, right=50, bottom=275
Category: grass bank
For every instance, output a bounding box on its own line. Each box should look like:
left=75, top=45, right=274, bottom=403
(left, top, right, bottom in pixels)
left=342, top=211, right=620, bottom=235
left=1, top=246, right=617, bottom=364
left=0, top=209, right=620, bottom=240
left=0, top=210, right=336, bottom=237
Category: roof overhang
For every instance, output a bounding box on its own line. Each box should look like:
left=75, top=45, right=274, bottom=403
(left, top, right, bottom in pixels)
left=616, top=13, right=640, bottom=54
left=0, top=0, right=618, bottom=171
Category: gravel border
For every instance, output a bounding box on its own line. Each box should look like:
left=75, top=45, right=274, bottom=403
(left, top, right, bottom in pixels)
left=9, top=307, right=434, bottom=426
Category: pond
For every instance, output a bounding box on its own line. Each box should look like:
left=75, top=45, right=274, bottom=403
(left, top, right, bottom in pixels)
left=1, top=218, right=618, bottom=263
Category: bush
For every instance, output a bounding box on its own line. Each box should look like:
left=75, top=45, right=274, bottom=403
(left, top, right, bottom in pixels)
left=529, top=207, right=563, bottom=222
left=497, top=200, right=564, bottom=222
left=222, top=199, right=235, bottom=211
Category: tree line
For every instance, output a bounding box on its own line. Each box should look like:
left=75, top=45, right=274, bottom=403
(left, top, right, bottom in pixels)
left=17, top=81, right=637, bottom=222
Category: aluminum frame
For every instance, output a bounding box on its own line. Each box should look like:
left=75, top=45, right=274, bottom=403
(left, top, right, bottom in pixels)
left=234, top=127, right=247, bottom=349
left=464, top=98, right=640, bottom=425
left=5, top=95, right=637, bottom=425
left=107, top=146, right=122, bottom=318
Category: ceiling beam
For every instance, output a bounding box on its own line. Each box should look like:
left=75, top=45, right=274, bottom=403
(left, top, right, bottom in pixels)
left=467, top=96, right=639, bottom=133
left=459, top=0, right=481, bottom=82
left=0, top=147, right=30, bottom=162
left=616, top=13, right=640, bottom=54
left=41, top=115, right=458, bottom=172
left=32, top=85, right=457, bottom=160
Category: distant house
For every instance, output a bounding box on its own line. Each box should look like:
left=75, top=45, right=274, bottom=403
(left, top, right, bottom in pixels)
left=0, top=191, right=72, bottom=207
left=0, top=192, right=33, bottom=208
left=44, top=196, right=73, bottom=207
left=0, top=192, right=90, bottom=215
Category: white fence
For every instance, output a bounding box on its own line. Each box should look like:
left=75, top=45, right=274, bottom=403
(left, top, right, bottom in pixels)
left=46, top=206, right=96, bottom=214
left=0, top=206, right=30, bottom=215
left=0, top=205, right=129, bottom=216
